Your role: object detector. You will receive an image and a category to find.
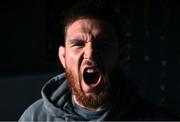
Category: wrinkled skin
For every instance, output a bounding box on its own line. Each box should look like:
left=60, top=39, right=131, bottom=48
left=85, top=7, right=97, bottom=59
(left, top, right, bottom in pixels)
left=59, top=18, right=119, bottom=110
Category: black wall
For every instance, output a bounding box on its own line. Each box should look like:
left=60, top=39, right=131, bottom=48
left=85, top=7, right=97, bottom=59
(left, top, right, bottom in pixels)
left=0, top=0, right=180, bottom=120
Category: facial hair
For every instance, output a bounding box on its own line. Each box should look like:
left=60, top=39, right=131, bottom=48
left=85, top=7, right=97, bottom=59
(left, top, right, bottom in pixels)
left=65, top=67, right=111, bottom=109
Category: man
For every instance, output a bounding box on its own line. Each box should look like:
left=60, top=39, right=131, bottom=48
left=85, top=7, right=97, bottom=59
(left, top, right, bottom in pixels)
left=19, top=0, right=178, bottom=121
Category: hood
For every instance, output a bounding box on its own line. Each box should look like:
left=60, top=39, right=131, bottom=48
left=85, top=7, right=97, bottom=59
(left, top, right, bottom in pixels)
left=41, top=73, right=80, bottom=119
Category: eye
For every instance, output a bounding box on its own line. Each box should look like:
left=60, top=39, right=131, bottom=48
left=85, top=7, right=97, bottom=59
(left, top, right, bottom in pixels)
left=74, top=41, right=85, bottom=47
left=70, top=39, right=85, bottom=48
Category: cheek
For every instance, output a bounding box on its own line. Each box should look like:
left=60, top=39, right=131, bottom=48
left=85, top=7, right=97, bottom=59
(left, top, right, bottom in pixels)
left=65, top=50, right=84, bottom=90
left=65, top=49, right=82, bottom=75
left=65, top=51, right=77, bottom=68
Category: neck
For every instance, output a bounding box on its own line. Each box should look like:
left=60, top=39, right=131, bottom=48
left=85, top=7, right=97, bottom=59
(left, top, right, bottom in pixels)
left=72, top=95, right=107, bottom=111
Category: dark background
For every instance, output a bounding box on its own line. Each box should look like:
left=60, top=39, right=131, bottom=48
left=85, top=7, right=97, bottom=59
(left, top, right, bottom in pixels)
left=0, top=0, right=180, bottom=120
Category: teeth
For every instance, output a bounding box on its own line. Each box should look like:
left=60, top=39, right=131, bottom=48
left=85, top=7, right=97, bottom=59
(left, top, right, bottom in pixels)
left=86, top=69, right=97, bottom=73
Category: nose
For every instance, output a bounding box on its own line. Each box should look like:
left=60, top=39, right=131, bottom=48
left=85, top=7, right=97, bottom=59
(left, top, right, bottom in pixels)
left=84, top=42, right=93, bottom=59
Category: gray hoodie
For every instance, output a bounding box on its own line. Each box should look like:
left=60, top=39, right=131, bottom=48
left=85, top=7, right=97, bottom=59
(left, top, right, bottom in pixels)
left=19, top=73, right=111, bottom=121
left=19, top=73, right=179, bottom=121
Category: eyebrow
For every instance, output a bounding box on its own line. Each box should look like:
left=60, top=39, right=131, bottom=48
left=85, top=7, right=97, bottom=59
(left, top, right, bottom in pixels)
left=67, top=38, right=85, bottom=44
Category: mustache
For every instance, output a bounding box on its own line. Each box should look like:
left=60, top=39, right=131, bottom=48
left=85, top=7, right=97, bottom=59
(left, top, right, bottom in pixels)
left=82, top=59, right=97, bottom=67
left=82, top=58, right=104, bottom=75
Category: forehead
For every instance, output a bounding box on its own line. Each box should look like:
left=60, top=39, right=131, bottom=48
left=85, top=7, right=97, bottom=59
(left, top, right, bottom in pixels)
left=64, top=18, right=119, bottom=45
left=66, top=19, right=102, bottom=37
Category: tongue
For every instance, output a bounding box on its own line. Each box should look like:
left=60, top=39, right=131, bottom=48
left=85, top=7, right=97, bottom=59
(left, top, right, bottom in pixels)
left=84, top=72, right=99, bottom=85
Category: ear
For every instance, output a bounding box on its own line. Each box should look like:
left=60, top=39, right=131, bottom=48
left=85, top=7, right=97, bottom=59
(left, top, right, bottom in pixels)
left=58, top=46, right=66, bottom=68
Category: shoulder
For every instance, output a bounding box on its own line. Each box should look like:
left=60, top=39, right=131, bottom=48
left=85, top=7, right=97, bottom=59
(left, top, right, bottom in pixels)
left=19, top=99, right=45, bottom=121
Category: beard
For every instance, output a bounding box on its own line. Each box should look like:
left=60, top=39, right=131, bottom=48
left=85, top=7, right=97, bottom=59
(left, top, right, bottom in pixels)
left=65, top=68, right=114, bottom=109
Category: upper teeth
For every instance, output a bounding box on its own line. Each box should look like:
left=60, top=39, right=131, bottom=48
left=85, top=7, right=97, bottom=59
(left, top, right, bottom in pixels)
left=86, top=69, right=96, bottom=73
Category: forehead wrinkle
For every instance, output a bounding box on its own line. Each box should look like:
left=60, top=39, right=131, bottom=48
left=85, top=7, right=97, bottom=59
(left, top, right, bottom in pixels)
left=82, top=25, right=101, bottom=42
left=81, top=32, right=93, bottom=42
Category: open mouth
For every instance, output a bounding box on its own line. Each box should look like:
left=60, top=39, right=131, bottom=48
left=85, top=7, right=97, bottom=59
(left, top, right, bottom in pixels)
left=83, top=68, right=101, bottom=86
